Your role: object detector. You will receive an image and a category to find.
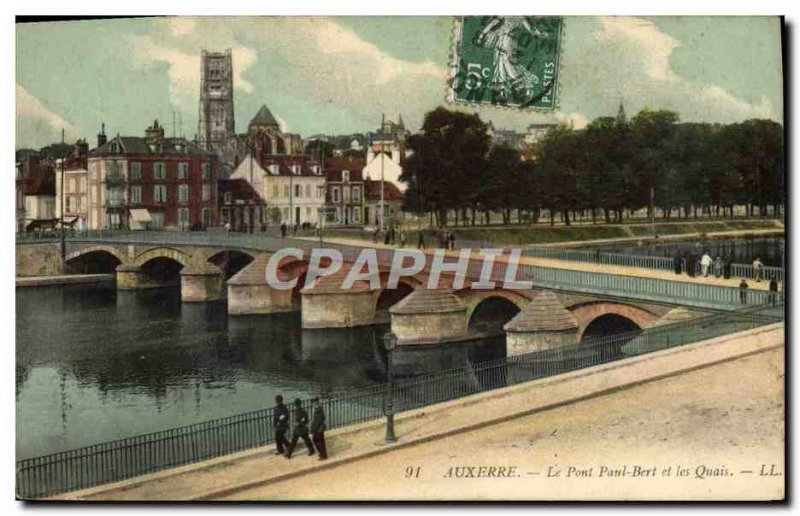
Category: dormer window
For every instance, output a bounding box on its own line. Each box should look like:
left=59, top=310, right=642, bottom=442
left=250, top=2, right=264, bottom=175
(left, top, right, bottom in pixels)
left=292, top=165, right=301, bottom=175
left=311, top=165, right=320, bottom=175
left=268, top=164, right=279, bottom=175
left=343, top=170, right=350, bottom=183
left=110, top=141, right=120, bottom=153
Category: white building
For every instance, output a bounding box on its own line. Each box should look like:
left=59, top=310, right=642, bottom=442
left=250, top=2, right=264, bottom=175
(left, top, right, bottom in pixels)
left=229, top=154, right=326, bottom=226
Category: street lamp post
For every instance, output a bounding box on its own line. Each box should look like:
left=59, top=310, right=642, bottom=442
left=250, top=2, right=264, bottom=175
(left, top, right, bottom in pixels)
left=382, top=331, right=398, bottom=443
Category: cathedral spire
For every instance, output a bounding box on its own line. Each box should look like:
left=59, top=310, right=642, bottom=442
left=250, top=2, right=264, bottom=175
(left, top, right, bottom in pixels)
left=616, top=98, right=627, bottom=124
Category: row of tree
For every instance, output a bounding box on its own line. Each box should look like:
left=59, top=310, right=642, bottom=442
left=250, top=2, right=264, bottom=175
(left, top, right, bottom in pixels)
left=400, top=107, right=784, bottom=226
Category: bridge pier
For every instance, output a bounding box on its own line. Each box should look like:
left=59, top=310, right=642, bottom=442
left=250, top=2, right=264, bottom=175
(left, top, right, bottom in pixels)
left=115, top=264, right=177, bottom=290
left=389, top=289, right=469, bottom=345
left=300, top=266, right=378, bottom=329
left=180, top=264, right=225, bottom=302
left=503, top=291, right=579, bottom=356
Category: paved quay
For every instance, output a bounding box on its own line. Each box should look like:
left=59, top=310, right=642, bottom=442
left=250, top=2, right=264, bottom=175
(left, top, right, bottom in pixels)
left=53, top=321, right=783, bottom=501
left=15, top=274, right=114, bottom=288
left=301, top=235, right=774, bottom=291
left=225, top=344, right=784, bottom=501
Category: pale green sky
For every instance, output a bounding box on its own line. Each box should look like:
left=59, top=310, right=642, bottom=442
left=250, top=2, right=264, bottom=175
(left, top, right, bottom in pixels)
left=16, top=16, right=783, bottom=149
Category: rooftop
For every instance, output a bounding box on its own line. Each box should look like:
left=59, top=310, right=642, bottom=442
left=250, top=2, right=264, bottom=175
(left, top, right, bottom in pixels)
left=503, top=290, right=578, bottom=332
left=88, top=137, right=215, bottom=157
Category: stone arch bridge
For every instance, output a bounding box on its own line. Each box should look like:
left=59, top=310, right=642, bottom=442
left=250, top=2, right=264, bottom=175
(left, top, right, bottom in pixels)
left=18, top=238, right=710, bottom=355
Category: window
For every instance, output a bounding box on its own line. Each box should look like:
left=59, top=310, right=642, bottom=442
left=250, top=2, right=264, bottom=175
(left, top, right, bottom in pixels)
left=154, top=185, right=167, bottom=203
left=89, top=163, right=99, bottom=181
left=343, top=170, right=349, bottom=182
left=305, top=207, right=311, bottom=217
left=202, top=184, right=211, bottom=202
left=224, top=192, right=232, bottom=204
left=295, top=184, right=301, bottom=198
left=353, top=187, right=360, bottom=201
left=179, top=184, right=189, bottom=203
left=273, top=185, right=279, bottom=198
left=332, top=187, right=340, bottom=203
left=130, top=162, right=141, bottom=180
left=179, top=207, right=190, bottom=225
left=305, top=184, right=311, bottom=197
left=150, top=212, right=164, bottom=229
left=153, top=162, right=166, bottom=180
left=284, top=185, right=290, bottom=198
left=178, top=162, right=189, bottom=179
left=353, top=208, right=360, bottom=222
left=202, top=162, right=211, bottom=180
left=131, top=185, right=142, bottom=204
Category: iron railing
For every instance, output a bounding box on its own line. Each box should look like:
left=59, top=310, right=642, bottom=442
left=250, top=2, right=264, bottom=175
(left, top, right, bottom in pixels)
left=730, top=263, right=783, bottom=283
left=522, top=247, right=675, bottom=271
left=16, top=305, right=782, bottom=499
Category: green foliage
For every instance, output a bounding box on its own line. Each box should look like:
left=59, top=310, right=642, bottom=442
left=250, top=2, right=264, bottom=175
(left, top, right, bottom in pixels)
left=398, top=107, right=784, bottom=227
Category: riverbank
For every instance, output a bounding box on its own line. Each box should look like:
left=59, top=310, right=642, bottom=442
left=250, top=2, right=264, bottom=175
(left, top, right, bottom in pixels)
left=324, top=219, right=783, bottom=247
left=49, top=321, right=784, bottom=501
left=15, top=274, right=115, bottom=288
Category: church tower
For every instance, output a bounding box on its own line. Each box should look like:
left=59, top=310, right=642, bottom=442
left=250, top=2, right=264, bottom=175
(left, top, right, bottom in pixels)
left=197, top=49, right=235, bottom=150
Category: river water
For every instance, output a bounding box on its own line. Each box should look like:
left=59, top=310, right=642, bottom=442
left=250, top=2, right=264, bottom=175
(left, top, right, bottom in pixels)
left=16, top=284, right=503, bottom=460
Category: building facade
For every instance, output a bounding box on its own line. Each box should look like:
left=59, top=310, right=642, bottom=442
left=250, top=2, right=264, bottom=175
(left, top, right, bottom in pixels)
left=86, top=121, right=219, bottom=230
left=324, top=156, right=365, bottom=226
left=55, top=139, right=90, bottom=230
left=230, top=154, right=325, bottom=227
left=20, top=159, right=56, bottom=231
left=364, top=178, right=403, bottom=228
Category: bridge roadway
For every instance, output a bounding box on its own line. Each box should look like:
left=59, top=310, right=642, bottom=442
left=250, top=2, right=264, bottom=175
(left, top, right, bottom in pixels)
left=26, top=230, right=773, bottom=312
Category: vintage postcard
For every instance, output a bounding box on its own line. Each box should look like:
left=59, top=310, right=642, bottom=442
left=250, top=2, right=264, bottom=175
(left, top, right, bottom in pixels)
left=14, top=15, right=785, bottom=502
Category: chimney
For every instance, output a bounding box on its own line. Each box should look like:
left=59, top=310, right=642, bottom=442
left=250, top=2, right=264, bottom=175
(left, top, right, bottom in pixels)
left=74, top=139, right=89, bottom=158
left=97, top=123, right=107, bottom=148
left=145, top=119, right=165, bottom=153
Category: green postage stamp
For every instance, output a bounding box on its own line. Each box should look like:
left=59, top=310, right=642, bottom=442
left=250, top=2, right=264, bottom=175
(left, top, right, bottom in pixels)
left=449, top=16, right=563, bottom=110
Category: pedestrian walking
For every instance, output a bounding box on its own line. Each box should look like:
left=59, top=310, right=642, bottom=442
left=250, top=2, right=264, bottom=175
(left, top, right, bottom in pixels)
left=769, top=276, right=779, bottom=306
left=700, top=252, right=712, bottom=277
left=310, top=398, right=328, bottom=460
left=714, top=256, right=723, bottom=278
left=752, top=257, right=764, bottom=282
left=373, top=227, right=380, bottom=244
left=273, top=395, right=290, bottom=455
left=686, top=254, right=696, bottom=278
left=739, top=279, right=749, bottom=305
left=399, top=231, right=406, bottom=248
left=723, top=255, right=732, bottom=279
left=285, top=398, right=314, bottom=459
left=448, top=232, right=455, bottom=250
left=673, top=253, right=683, bottom=275
left=417, top=231, right=425, bottom=250
left=293, top=222, right=299, bottom=236
left=280, top=222, right=287, bottom=239
left=225, top=221, right=231, bottom=233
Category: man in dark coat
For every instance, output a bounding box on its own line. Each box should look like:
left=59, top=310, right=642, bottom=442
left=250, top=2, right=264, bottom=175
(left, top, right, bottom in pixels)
left=310, top=398, right=328, bottom=460
left=285, top=398, right=314, bottom=459
left=273, top=395, right=290, bottom=455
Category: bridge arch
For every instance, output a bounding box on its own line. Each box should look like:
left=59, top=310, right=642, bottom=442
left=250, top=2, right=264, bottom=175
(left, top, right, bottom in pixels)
left=566, top=301, right=661, bottom=340
left=207, top=249, right=256, bottom=280
left=133, top=247, right=192, bottom=268
left=64, top=245, right=126, bottom=274
left=457, top=289, right=530, bottom=334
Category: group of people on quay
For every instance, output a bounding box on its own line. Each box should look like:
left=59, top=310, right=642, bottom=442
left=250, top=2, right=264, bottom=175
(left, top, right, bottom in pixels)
left=273, top=395, right=328, bottom=461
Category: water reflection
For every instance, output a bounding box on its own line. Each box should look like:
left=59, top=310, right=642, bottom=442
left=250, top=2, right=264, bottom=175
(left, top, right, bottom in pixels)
left=16, top=284, right=506, bottom=460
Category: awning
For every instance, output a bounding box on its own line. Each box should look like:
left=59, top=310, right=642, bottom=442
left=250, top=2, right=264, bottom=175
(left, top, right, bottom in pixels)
left=130, top=209, right=152, bottom=223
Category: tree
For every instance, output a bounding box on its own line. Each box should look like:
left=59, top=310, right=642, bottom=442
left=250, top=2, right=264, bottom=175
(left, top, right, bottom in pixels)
left=304, top=140, right=335, bottom=159
left=400, top=107, right=490, bottom=226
